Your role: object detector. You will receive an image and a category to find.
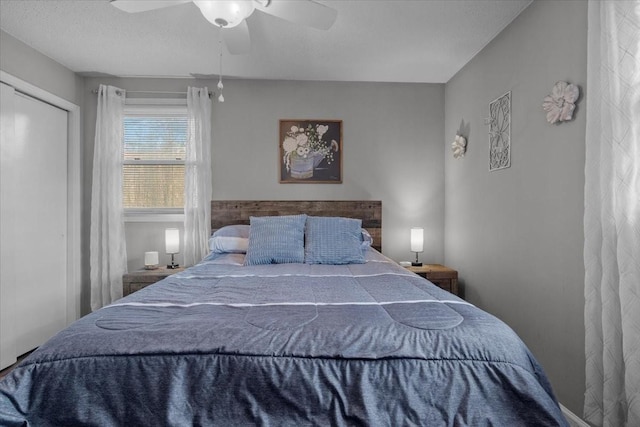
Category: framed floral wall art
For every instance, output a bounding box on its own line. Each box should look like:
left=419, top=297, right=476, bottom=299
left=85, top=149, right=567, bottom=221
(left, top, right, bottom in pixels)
left=280, top=119, right=342, bottom=183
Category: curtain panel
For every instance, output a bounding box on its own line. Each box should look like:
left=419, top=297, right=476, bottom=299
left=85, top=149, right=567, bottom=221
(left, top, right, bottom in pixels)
left=184, top=87, right=212, bottom=266
left=584, top=1, right=640, bottom=426
left=90, top=85, right=128, bottom=311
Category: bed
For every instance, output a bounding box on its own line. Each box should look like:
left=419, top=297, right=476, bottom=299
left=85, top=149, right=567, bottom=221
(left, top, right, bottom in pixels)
left=0, top=200, right=567, bottom=426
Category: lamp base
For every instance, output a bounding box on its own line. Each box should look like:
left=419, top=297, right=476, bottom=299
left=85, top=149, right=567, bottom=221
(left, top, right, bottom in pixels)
left=412, top=252, right=422, bottom=267
left=167, top=253, right=179, bottom=269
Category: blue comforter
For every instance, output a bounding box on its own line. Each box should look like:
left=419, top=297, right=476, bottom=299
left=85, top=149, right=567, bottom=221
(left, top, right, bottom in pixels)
left=0, top=250, right=567, bottom=426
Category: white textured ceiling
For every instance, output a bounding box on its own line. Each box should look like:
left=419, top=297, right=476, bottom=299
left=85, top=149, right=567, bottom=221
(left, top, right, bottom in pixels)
left=0, top=0, right=532, bottom=83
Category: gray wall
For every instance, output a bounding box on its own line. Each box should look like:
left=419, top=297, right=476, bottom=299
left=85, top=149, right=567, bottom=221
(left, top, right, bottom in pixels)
left=3, top=3, right=589, bottom=414
left=212, top=79, right=445, bottom=264
left=82, top=77, right=446, bottom=289
left=82, top=77, right=194, bottom=279
left=0, top=30, right=88, bottom=310
left=0, top=30, right=83, bottom=106
left=444, top=0, right=587, bottom=415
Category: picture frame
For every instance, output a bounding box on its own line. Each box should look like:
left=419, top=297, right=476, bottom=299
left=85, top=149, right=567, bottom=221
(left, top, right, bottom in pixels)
left=279, top=119, right=342, bottom=183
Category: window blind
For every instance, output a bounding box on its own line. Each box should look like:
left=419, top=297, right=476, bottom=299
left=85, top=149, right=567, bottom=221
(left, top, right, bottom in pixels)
left=123, top=114, right=187, bottom=209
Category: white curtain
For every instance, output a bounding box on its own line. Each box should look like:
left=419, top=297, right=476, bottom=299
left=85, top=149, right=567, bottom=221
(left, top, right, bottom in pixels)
left=90, top=84, right=128, bottom=311
left=584, top=1, right=640, bottom=426
left=184, top=87, right=212, bottom=266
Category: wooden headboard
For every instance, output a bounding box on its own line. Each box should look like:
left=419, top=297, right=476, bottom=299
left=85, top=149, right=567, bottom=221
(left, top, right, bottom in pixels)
left=211, top=200, right=382, bottom=252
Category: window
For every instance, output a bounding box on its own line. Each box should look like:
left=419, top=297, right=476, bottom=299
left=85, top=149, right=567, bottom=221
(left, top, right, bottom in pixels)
left=122, top=104, right=187, bottom=217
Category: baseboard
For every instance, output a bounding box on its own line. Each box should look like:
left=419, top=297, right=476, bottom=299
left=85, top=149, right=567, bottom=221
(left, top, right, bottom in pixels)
left=560, top=403, right=590, bottom=427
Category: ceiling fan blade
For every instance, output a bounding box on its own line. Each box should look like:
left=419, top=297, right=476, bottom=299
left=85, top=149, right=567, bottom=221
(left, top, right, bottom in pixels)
left=223, top=20, right=251, bottom=55
left=255, top=0, right=337, bottom=30
left=110, top=0, right=190, bottom=13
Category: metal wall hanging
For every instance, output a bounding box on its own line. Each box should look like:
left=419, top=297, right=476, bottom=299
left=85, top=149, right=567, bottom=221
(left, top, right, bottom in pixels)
left=489, top=91, right=511, bottom=171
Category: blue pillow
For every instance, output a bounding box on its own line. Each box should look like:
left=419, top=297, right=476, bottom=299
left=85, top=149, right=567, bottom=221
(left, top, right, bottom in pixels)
left=304, top=216, right=366, bottom=265
left=244, top=215, right=307, bottom=265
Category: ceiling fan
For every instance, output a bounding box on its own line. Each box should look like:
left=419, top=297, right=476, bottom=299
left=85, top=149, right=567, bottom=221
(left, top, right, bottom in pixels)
left=110, top=0, right=338, bottom=54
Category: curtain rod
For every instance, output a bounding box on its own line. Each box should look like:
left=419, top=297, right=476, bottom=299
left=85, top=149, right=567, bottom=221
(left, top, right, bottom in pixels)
left=91, top=89, right=213, bottom=97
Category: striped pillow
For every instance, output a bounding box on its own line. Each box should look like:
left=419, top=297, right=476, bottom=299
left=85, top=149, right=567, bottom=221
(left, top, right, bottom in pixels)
left=304, top=216, right=366, bottom=265
left=244, top=214, right=307, bottom=265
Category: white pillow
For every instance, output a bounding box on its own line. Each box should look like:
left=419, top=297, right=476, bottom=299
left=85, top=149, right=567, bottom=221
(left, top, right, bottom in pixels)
left=212, top=224, right=250, bottom=238
left=361, top=229, right=373, bottom=248
left=209, top=236, right=249, bottom=254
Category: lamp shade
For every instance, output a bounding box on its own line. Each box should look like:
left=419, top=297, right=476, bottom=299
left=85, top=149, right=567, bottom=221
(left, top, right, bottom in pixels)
left=144, top=251, right=159, bottom=267
left=194, top=0, right=255, bottom=28
left=165, top=228, right=180, bottom=254
left=410, top=227, right=424, bottom=253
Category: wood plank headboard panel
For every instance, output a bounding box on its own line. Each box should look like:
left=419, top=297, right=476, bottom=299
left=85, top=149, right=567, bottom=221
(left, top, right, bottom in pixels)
left=211, top=200, right=382, bottom=252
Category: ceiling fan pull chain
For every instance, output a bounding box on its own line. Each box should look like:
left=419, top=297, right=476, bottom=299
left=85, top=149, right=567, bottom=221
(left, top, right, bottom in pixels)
left=217, top=27, right=224, bottom=103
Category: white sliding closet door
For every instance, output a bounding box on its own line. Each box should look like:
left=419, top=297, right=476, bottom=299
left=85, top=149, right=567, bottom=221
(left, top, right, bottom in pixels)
left=0, top=82, right=69, bottom=369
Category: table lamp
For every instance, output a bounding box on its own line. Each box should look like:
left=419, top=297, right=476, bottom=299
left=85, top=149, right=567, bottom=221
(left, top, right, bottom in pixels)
left=165, top=228, right=180, bottom=269
left=410, top=227, right=424, bottom=266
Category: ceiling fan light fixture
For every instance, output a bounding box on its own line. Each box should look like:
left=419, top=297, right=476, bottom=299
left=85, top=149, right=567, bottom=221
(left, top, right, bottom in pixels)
left=194, top=0, right=255, bottom=28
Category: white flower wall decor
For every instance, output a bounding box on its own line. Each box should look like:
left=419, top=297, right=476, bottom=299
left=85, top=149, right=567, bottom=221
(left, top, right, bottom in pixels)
left=452, top=134, right=467, bottom=159
left=542, top=81, right=580, bottom=124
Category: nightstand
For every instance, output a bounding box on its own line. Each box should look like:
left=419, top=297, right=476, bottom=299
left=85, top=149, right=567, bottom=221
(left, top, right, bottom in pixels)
left=405, top=264, right=459, bottom=296
left=122, top=266, right=185, bottom=296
